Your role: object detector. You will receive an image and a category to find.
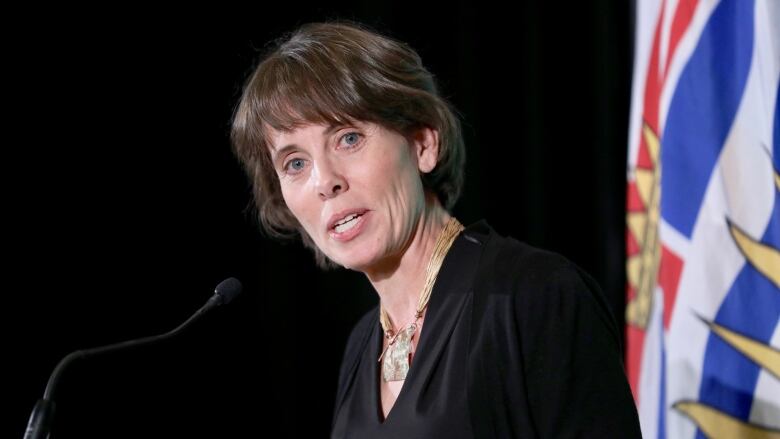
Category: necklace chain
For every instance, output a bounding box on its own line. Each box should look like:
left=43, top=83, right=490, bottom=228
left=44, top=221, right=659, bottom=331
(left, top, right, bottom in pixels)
left=377, top=217, right=464, bottom=381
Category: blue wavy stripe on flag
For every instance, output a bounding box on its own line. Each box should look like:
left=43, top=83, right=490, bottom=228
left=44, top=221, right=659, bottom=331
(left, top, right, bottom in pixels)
left=696, top=187, right=780, bottom=439
left=774, top=83, right=779, bottom=171
left=660, top=0, right=755, bottom=239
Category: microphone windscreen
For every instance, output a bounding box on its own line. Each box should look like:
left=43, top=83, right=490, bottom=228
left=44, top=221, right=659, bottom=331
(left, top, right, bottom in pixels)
left=215, top=277, right=242, bottom=304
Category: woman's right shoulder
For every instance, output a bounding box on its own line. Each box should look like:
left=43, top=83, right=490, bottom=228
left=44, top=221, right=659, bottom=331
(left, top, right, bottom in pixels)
left=335, top=306, right=378, bottom=393
left=345, top=305, right=378, bottom=347
left=338, top=305, right=378, bottom=372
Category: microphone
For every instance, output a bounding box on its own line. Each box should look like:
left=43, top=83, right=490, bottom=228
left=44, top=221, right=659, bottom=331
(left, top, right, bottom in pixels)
left=23, top=277, right=243, bottom=439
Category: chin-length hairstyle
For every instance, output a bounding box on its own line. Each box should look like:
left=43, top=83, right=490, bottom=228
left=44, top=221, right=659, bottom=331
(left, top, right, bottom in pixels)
left=230, top=20, right=466, bottom=270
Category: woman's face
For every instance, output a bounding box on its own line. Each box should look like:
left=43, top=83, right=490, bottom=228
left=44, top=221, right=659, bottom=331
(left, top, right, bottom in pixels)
left=267, top=120, right=439, bottom=272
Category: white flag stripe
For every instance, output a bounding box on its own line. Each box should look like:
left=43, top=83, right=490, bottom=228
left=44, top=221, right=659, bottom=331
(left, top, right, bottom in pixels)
left=627, top=0, right=663, bottom=170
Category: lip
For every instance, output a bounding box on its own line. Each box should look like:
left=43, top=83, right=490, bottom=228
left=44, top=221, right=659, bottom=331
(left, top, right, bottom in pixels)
left=326, top=208, right=369, bottom=232
left=327, top=210, right=369, bottom=242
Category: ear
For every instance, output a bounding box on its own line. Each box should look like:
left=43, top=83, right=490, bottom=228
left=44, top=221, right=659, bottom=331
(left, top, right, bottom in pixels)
left=411, top=126, right=440, bottom=174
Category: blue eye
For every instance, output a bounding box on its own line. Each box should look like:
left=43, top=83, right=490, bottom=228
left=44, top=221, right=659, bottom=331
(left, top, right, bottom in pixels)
left=284, top=158, right=306, bottom=174
left=342, top=132, right=361, bottom=147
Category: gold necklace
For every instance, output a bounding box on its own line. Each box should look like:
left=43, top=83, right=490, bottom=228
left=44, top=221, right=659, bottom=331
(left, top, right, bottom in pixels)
left=377, top=216, right=464, bottom=382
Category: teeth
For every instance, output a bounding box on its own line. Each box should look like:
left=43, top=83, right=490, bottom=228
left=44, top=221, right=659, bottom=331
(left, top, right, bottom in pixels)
left=335, top=213, right=359, bottom=227
left=334, top=214, right=361, bottom=233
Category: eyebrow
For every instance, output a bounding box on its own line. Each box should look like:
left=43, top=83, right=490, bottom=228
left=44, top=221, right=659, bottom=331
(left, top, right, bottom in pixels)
left=271, top=123, right=347, bottom=166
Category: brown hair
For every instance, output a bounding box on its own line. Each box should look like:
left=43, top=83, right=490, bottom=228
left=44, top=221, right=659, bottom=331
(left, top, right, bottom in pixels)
left=230, top=20, right=466, bottom=270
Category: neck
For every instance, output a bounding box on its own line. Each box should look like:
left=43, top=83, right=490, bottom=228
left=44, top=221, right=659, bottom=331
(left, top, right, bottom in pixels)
left=364, top=194, right=452, bottom=332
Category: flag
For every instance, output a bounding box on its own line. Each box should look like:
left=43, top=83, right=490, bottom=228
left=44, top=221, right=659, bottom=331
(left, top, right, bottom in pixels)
left=625, top=0, right=780, bottom=437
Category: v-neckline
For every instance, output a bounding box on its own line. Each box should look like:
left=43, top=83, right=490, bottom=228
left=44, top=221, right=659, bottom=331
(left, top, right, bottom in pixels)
left=373, top=312, right=429, bottom=424
left=361, top=225, right=485, bottom=426
left=330, top=221, right=491, bottom=436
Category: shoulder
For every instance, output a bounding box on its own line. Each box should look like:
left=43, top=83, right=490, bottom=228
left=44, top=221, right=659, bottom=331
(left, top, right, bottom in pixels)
left=464, top=221, right=639, bottom=436
left=470, top=220, right=620, bottom=346
left=473, top=220, right=596, bottom=295
left=344, top=305, right=378, bottom=349
left=334, top=305, right=378, bottom=408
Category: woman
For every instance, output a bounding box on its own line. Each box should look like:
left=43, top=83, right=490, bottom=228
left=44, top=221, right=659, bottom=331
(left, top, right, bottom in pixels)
left=231, top=21, right=641, bottom=438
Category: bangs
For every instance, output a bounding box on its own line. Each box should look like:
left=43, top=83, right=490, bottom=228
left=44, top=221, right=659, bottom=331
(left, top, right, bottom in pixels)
left=250, top=53, right=371, bottom=142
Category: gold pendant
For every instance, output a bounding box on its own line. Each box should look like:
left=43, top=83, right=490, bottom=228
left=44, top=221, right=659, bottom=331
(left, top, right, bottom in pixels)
left=381, top=324, right=417, bottom=382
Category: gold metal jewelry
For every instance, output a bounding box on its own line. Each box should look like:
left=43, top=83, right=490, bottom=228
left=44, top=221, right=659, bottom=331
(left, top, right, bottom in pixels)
left=378, top=217, right=464, bottom=382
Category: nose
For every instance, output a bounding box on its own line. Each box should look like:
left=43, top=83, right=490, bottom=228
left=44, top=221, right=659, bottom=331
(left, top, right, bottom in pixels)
left=314, top=157, right=348, bottom=200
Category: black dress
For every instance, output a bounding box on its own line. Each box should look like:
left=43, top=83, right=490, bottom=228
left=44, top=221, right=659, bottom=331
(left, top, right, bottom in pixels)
left=330, top=219, right=641, bottom=438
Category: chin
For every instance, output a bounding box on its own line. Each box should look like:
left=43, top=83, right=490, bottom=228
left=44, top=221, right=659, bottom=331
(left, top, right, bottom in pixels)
left=337, top=257, right=369, bottom=272
left=334, top=251, right=377, bottom=272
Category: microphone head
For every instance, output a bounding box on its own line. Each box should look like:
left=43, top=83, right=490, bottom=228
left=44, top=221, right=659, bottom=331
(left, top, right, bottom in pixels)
left=215, top=277, right=242, bottom=304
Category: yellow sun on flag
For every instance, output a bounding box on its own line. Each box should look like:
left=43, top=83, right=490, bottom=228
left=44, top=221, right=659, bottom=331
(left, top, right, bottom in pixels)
left=626, top=122, right=663, bottom=329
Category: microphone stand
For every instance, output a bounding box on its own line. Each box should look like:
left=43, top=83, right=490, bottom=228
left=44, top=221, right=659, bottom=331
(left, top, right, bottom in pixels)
left=23, top=278, right=242, bottom=439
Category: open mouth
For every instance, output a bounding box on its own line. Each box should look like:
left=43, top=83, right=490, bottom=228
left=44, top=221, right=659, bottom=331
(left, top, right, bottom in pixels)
left=333, top=213, right=364, bottom=233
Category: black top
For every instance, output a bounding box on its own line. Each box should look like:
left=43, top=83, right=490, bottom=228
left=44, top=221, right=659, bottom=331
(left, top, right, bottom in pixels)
left=330, top=219, right=641, bottom=438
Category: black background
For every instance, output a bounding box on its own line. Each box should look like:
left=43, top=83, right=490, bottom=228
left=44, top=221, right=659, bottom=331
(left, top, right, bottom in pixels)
left=8, top=2, right=633, bottom=437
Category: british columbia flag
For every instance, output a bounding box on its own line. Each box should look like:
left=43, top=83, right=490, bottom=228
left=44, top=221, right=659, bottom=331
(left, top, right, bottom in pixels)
left=625, top=0, right=780, bottom=437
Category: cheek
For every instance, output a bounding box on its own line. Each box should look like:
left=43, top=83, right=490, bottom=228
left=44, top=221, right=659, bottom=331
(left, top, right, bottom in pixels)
left=385, top=152, right=422, bottom=196
left=280, top=184, right=313, bottom=226
left=367, top=145, right=416, bottom=185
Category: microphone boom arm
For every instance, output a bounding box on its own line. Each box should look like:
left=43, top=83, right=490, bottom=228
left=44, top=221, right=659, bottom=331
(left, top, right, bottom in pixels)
left=23, top=278, right=242, bottom=439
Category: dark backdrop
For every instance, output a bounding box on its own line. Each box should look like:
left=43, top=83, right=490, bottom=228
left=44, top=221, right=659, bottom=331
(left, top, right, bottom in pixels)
left=7, top=2, right=632, bottom=437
